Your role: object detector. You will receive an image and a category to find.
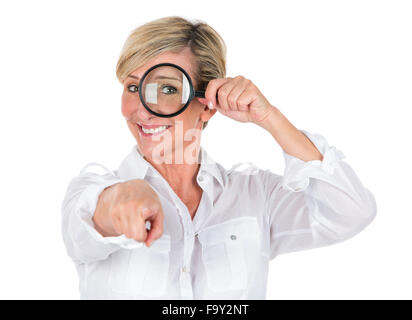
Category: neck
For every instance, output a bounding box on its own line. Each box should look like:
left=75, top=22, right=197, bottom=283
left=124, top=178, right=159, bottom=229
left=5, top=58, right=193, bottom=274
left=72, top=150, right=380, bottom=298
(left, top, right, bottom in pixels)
left=144, top=146, right=202, bottom=195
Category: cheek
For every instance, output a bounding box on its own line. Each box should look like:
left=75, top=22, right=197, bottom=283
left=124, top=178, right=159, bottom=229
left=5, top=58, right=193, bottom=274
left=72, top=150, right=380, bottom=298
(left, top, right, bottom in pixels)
left=126, top=121, right=134, bottom=133
left=174, top=112, right=192, bottom=131
left=121, top=93, right=135, bottom=118
left=176, top=108, right=202, bottom=138
left=182, top=104, right=202, bottom=126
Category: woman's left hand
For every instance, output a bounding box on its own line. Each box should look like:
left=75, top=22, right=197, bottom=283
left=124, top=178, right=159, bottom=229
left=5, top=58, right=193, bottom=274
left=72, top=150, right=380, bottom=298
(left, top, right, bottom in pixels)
left=197, top=76, right=274, bottom=126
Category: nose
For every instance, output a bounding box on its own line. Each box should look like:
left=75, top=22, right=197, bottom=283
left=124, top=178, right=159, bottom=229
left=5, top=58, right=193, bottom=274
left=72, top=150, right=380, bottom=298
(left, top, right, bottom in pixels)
left=137, top=101, right=156, bottom=121
left=123, top=93, right=156, bottom=122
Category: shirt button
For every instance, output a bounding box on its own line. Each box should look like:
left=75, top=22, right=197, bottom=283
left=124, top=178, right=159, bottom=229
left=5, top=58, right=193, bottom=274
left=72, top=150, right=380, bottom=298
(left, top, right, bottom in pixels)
left=198, top=175, right=204, bottom=182
left=230, top=234, right=237, bottom=240
left=182, top=266, right=189, bottom=272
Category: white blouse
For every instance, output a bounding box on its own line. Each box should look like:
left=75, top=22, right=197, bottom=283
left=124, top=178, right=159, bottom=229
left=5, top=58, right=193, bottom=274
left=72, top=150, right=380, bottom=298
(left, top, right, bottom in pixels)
left=61, top=129, right=377, bottom=299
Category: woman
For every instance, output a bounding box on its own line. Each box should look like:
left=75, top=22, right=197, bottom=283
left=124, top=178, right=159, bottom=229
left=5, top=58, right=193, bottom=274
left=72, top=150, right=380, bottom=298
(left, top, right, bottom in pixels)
left=61, top=16, right=377, bottom=299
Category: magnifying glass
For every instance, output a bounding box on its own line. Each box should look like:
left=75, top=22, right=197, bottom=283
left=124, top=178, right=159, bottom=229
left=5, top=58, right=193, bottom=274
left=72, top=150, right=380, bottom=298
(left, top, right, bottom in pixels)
left=133, top=62, right=218, bottom=118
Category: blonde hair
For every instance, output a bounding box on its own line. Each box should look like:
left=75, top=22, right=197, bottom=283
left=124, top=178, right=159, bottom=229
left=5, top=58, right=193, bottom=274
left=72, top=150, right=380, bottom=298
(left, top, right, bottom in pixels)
left=116, top=16, right=227, bottom=129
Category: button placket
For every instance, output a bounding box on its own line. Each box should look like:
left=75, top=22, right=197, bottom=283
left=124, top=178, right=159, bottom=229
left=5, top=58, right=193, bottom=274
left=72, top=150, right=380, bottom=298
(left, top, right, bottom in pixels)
left=182, top=230, right=195, bottom=273
left=161, top=175, right=199, bottom=299
left=179, top=270, right=193, bottom=299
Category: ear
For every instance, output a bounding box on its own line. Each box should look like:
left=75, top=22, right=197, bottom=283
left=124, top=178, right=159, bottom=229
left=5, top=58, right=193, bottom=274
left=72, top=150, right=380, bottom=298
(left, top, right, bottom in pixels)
left=200, top=105, right=217, bottom=122
left=196, top=97, right=208, bottom=105
left=196, top=97, right=217, bottom=122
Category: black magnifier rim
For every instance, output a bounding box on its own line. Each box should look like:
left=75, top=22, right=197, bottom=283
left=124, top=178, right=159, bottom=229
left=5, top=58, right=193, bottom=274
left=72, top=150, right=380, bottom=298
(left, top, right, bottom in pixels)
left=138, top=62, right=196, bottom=118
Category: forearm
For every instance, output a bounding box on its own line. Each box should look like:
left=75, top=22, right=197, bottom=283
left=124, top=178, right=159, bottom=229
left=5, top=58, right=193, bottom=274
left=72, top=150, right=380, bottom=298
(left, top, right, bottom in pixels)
left=257, top=106, right=323, bottom=162
left=61, top=174, right=124, bottom=264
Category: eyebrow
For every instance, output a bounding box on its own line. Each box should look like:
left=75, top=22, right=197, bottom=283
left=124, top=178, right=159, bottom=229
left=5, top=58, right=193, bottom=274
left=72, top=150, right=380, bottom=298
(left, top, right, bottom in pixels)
left=127, top=75, right=181, bottom=82
left=154, top=75, right=181, bottom=82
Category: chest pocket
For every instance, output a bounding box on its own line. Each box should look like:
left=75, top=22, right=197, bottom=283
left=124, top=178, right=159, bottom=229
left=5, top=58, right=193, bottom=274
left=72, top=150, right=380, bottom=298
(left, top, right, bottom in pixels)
left=197, top=216, right=260, bottom=292
left=108, top=234, right=171, bottom=297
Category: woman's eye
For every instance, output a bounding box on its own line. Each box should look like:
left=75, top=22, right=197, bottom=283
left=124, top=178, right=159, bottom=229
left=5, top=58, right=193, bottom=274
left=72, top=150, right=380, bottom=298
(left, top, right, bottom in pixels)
left=161, top=85, right=177, bottom=95
left=127, top=84, right=138, bottom=93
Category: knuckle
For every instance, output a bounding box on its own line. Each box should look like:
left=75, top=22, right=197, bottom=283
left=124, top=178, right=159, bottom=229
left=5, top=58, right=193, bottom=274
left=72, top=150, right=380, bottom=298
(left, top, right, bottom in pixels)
left=219, top=87, right=230, bottom=97
left=206, top=80, right=216, bottom=92
left=228, top=95, right=236, bottom=105
left=116, top=202, right=129, bottom=212
left=116, top=205, right=130, bottom=218
left=238, top=99, right=248, bottom=107
left=111, top=210, right=122, bottom=223
left=110, top=213, right=120, bottom=224
left=110, top=208, right=119, bottom=219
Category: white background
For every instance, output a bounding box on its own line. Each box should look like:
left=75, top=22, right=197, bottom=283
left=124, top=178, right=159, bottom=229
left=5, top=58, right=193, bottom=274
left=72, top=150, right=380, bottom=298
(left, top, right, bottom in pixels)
left=0, top=0, right=410, bottom=299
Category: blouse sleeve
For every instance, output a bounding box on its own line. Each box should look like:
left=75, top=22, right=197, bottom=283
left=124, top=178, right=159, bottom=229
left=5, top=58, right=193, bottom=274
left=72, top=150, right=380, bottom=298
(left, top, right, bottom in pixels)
left=263, top=129, right=377, bottom=260
left=61, top=163, right=144, bottom=266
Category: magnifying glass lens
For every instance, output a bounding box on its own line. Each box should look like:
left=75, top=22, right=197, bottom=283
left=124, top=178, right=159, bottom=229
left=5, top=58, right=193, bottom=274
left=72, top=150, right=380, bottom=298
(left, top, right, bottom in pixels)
left=141, top=65, right=191, bottom=116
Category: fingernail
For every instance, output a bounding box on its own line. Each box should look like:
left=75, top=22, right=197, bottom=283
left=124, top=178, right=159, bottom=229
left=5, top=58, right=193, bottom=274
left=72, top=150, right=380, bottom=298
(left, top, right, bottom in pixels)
left=208, top=101, right=214, bottom=109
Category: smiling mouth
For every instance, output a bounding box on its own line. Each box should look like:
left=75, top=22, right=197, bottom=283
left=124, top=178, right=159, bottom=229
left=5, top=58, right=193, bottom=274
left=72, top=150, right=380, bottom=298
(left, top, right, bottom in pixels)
left=136, top=123, right=172, bottom=136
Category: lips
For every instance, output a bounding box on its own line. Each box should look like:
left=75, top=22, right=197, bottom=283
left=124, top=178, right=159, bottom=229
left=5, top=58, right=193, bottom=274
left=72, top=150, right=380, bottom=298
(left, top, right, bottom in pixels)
left=136, top=123, right=172, bottom=137
left=137, top=123, right=171, bottom=129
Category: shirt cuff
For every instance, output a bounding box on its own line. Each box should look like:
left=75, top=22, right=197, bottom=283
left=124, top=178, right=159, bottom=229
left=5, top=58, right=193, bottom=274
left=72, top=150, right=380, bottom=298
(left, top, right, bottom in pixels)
left=75, top=173, right=145, bottom=250
left=281, top=129, right=346, bottom=192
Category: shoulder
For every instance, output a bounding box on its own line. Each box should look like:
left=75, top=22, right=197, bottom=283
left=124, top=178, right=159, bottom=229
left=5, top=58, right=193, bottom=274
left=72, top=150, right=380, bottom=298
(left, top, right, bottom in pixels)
left=220, top=162, right=282, bottom=192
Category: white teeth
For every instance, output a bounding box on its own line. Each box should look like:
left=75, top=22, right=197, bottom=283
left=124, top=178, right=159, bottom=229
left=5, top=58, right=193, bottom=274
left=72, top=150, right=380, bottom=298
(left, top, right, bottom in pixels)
left=141, top=125, right=169, bottom=134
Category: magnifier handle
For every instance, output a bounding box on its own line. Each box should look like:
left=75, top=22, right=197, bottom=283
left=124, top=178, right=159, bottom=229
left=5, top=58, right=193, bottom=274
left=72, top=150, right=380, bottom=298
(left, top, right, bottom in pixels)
left=194, top=91, right=219, bottom=99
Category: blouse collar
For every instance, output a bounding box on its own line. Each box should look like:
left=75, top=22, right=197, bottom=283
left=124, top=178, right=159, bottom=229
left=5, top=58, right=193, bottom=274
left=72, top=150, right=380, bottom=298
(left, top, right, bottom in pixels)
left=117, top=144, right=225, bottom=188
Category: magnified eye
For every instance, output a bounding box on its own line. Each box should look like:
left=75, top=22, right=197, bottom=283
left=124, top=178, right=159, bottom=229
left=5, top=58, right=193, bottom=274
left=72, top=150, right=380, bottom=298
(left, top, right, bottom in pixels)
left=161, top=85, right=177, bottom=95
left=127, top=84, right=138, bottom=93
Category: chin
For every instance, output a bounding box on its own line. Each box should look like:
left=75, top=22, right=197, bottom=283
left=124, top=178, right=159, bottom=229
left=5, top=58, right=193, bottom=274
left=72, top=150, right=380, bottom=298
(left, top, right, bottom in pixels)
left=138, top=142, right=175, bottom=163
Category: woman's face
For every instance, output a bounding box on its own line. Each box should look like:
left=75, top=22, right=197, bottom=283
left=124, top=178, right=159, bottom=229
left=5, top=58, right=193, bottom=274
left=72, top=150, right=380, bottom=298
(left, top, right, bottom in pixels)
left=121, top=47, right=216, bottom=164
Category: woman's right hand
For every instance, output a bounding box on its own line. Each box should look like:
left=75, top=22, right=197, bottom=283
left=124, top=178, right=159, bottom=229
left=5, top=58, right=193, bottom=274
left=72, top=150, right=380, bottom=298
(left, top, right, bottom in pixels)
left=92, top=179, right=164, bottom=247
